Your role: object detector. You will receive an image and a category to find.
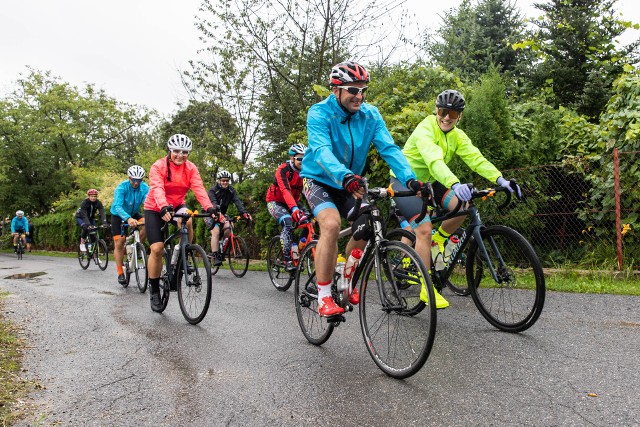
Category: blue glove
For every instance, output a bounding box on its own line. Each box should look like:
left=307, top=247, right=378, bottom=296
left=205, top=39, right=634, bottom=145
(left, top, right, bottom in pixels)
left=451, top=183, right=472, bottom=202
left=497, top=177, right=522, bottom=199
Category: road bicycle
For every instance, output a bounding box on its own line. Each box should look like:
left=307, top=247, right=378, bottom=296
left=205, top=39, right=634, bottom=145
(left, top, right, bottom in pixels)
left=120, top=223, right=148, bottom=293
left=294, top=179, right=436, bottom=379
left=156, top=210, right=212, bottom=325
left=15, top=233, right=26, bottom=260
left=267, top=215, right=317, bottom=291
left=389, top=185, right=545, bottom=333
left=209, top=215, right=251, bottom=278
left=78, top=225, right=109, bottom=270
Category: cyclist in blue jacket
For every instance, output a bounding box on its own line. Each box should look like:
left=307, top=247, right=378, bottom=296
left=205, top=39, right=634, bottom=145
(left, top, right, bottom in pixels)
left=301, top=61, right=426, bottom=317
left=11, top=210, right=29, bottom=253
left=110, top=165, right=149, bottom=286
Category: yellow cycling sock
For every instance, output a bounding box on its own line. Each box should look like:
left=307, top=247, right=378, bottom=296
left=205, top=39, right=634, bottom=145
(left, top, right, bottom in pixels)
left=432, top=227, right=451, bottom=252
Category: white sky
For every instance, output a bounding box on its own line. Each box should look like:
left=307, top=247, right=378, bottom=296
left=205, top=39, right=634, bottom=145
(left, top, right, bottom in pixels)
left=1, top=0, right=638, bottom=117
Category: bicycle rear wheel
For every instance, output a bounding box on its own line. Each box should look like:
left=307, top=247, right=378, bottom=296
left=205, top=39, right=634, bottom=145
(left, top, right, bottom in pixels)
left=267, top=236, right=293, bottom=291
left=228, top=236, right=249, bottom=278
left=467, top=225, right=545, bottom=333
left=78, top=244, right=90, bottom=269
left=134, top=242, right=148, bottom=293
left=294, top=241, right=333, bottom=345
left=96, top=239, right=109, bottom=271
left=178, top=244, right=212, bottom=325
left=360, top=240, right=436, bottom=379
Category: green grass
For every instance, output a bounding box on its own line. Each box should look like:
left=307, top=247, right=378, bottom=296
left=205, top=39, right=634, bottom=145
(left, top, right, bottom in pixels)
left=0, top=292, right=40, bottom=426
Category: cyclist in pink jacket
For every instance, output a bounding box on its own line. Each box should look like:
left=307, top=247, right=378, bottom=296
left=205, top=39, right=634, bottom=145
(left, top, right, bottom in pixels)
left=144, top=134, right=216, bottom=312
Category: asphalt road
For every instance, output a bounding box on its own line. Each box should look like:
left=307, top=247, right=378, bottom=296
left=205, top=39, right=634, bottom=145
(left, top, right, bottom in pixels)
left=1, top=252, right=639, bottom=426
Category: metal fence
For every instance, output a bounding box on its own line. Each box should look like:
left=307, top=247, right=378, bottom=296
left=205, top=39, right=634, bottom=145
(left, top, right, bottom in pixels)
left=493, top=148, right=639, bottom=271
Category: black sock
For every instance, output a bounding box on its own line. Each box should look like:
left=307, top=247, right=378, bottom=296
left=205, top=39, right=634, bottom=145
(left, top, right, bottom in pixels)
left=150, top=278, right=160, bottom=293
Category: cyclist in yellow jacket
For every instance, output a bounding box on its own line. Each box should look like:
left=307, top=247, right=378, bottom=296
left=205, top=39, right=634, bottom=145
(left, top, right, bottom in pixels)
left=391, top=89, right=521, bottom=309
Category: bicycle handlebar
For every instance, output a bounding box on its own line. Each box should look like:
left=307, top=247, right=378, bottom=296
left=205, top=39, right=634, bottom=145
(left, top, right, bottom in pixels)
left=429, top=184, right=515, bottom=223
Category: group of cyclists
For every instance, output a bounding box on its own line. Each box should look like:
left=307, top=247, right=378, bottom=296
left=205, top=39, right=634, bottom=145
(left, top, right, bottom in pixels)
left=12, top=60, right=521, bottom=318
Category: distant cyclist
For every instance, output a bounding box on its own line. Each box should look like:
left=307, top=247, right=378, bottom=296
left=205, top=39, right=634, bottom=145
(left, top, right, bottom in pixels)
left=205, top=170, right=252, bottom=266
left=143, top=134, right=217, bottom=312
left=75, top=189, right=108, bottom=250
left=111, top=165, right=149, bottom=286
left=391, top=89, right=521, bottom=309
left=11, top=210, right=29, bottom=253
left=266, top=143, right=307, bottom=272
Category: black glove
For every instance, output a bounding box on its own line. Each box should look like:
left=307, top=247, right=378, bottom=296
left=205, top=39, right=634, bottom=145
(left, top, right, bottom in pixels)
left=406, top=179, right=425, bottom=194
left=343, top=174, right=364, bottom=194
left=206, top=207, right=217, bottom=216
left=160, top=205, right=174, bottom=217
left=81, top=223, right=89, bottom=230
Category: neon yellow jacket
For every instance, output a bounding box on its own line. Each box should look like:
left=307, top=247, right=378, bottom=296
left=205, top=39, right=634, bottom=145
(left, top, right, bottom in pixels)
left=393, top=115, right=501, bottom=188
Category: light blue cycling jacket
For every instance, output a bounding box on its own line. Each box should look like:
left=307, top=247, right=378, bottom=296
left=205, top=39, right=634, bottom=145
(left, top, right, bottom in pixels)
left=302, top=94, right=415, bottom=189
left=110, top=180, right=150, bottom=221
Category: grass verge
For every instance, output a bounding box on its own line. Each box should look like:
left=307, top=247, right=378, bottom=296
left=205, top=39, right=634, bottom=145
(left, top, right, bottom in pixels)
left=0, top=292, right=41, bottom=426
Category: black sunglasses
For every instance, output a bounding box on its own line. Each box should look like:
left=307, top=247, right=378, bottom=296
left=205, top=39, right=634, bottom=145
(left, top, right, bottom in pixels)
left=294, top=157, right=304, bottom=162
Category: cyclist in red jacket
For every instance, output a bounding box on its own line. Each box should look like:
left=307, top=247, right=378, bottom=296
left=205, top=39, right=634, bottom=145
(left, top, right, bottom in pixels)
left=143, top=134, right=217, bottom=312
left=266, top=143, right=307, bottom=272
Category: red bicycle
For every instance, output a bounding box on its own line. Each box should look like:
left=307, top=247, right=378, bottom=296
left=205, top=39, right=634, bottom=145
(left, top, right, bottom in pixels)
left=210, top=215, right=251, bottom=278
left=267, top=216, right=317, bottom=291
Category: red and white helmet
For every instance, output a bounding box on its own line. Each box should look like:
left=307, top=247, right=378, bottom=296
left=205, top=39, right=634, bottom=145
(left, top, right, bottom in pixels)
left=329, top=62, right=370, bottom=86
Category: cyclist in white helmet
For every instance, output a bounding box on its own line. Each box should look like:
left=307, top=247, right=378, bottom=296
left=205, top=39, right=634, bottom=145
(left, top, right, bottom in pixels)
left=205, top=169, right=252, bottom=266
left=11, top=210, right=30, bottom=253
left=143, top=134, right=217, bottom=312
left=110, top=165, right=149, bottom=286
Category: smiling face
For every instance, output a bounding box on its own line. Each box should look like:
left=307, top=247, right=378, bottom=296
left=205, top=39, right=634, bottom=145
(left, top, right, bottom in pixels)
left=436, top=108, right=462, bottom=132
left=170, top=149, right=189, bottom=165
left=332, top=82, right=367, bottom=114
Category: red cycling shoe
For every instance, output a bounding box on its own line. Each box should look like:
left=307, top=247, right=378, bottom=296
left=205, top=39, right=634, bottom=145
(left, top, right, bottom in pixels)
left=318, top=296, right=344, bottom=317
left=349, top=288, right=360, bottom=305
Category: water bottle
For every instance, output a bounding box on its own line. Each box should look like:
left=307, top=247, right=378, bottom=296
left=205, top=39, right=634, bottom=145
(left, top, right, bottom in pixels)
left=340, top=248, right=363, bottom=292
left=171, top=246, right=180, bottom=266
left=221, top=237, right=229, bottom=251
left=291, top=242, right=300, bottom=261
left=298, top=237, right=307, bottom=252
left=126, top=245, right=133, bottom=259
left=431, top=241, right=444, bottom=271
left=443, top=235, right=460, bottom=267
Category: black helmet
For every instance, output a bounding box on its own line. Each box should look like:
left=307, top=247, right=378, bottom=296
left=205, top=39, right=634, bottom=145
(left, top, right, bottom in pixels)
left=436, top=90, right=466, bottom=111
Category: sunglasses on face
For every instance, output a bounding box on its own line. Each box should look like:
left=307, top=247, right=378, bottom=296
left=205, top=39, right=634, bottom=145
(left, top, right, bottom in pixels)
left=336, top=85, right=368, bottom=96
left=294, top=157, right=304, bottom=162
left=131, top=178, right=143, bottom=183
left=437, top=108, right=461, bottom=120
left=171, top=150, right=190, bottom=156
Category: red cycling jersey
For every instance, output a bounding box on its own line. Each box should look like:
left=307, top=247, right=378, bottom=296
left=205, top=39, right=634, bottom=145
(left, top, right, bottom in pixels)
left=265, top=161, right=303, bottom=210
left=144, top=156, right=213, bottom=212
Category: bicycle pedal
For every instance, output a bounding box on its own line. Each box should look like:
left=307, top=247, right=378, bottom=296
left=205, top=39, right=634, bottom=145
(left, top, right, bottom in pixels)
left=326, top=314, right=346, bottom=325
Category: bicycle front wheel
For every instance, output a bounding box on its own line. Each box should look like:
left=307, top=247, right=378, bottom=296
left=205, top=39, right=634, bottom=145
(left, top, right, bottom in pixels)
left=178, top=244, right=212, bottom=325
left=157, top=249, right=171, bottom=312
left=134, top=242, right=148, bottom=293
left=96, top=239, right=109, bottom=271
left=228, top=236, right=249, bottom=278
left=467, top=225, right=545, bottom=333
left=267, top=236, right=293, bottom=291
left=78, top=244, right=90, bottom=269
left=17, top=241, right=23, bottom=260
left=360, top=240, right=437, bottom=379
left=294, top=241, right=333, bottom=345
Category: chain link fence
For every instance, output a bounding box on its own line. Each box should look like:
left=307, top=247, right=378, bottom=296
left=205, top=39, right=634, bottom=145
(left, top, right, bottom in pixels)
left=485, top=149, right=639, bottom=271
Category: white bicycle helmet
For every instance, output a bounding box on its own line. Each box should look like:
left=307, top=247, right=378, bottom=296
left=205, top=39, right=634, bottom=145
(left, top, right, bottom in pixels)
left=217, top=170, right=232, bottom=180
left=288, top=143, right=306, bottom=156
left=127, top=165, right=145, bottom=179
left=16, top=210, right=24, bottom=216
left=167, top=134, right=193, bottom=152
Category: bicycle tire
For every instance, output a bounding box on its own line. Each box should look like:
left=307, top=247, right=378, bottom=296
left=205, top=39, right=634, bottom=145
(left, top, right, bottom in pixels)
left=359, top=240, right=437, bottom=379
left=267, top=235, right=293, bottom=291
left=157, top=249, right=171, bottom=312
left=17, top=240, right=23, bottom=260
left=78, top=244, right=90, bottom=269
left=294, top=240, right=333, bottom=345
left=228, top=236, right=249, bottom=278
left=467, top=225, right=545, bottom=333
left=177, top=244, right=212, bottom=325
left=96, top=239, right=109, bottom=271
left=134, top=242, right=148, bottom=293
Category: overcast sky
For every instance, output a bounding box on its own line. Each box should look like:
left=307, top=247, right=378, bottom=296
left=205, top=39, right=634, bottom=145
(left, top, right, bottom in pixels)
left=1, top=0, right=638, bottom=117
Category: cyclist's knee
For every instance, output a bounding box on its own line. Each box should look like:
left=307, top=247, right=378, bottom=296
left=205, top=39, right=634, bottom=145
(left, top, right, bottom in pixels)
left=415, top=222, right=433, bottom=239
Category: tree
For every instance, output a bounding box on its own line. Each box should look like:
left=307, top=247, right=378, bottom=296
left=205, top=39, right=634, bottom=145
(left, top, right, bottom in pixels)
left=0, top=69, right=150, bottom=216
left=524, top=0, right=640, bottom=118
left=424, top=0, right=531, bottom=85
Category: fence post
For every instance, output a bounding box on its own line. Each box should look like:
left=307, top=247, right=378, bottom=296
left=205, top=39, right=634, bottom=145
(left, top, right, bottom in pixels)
left=613, top=148, right=623, bottom=270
